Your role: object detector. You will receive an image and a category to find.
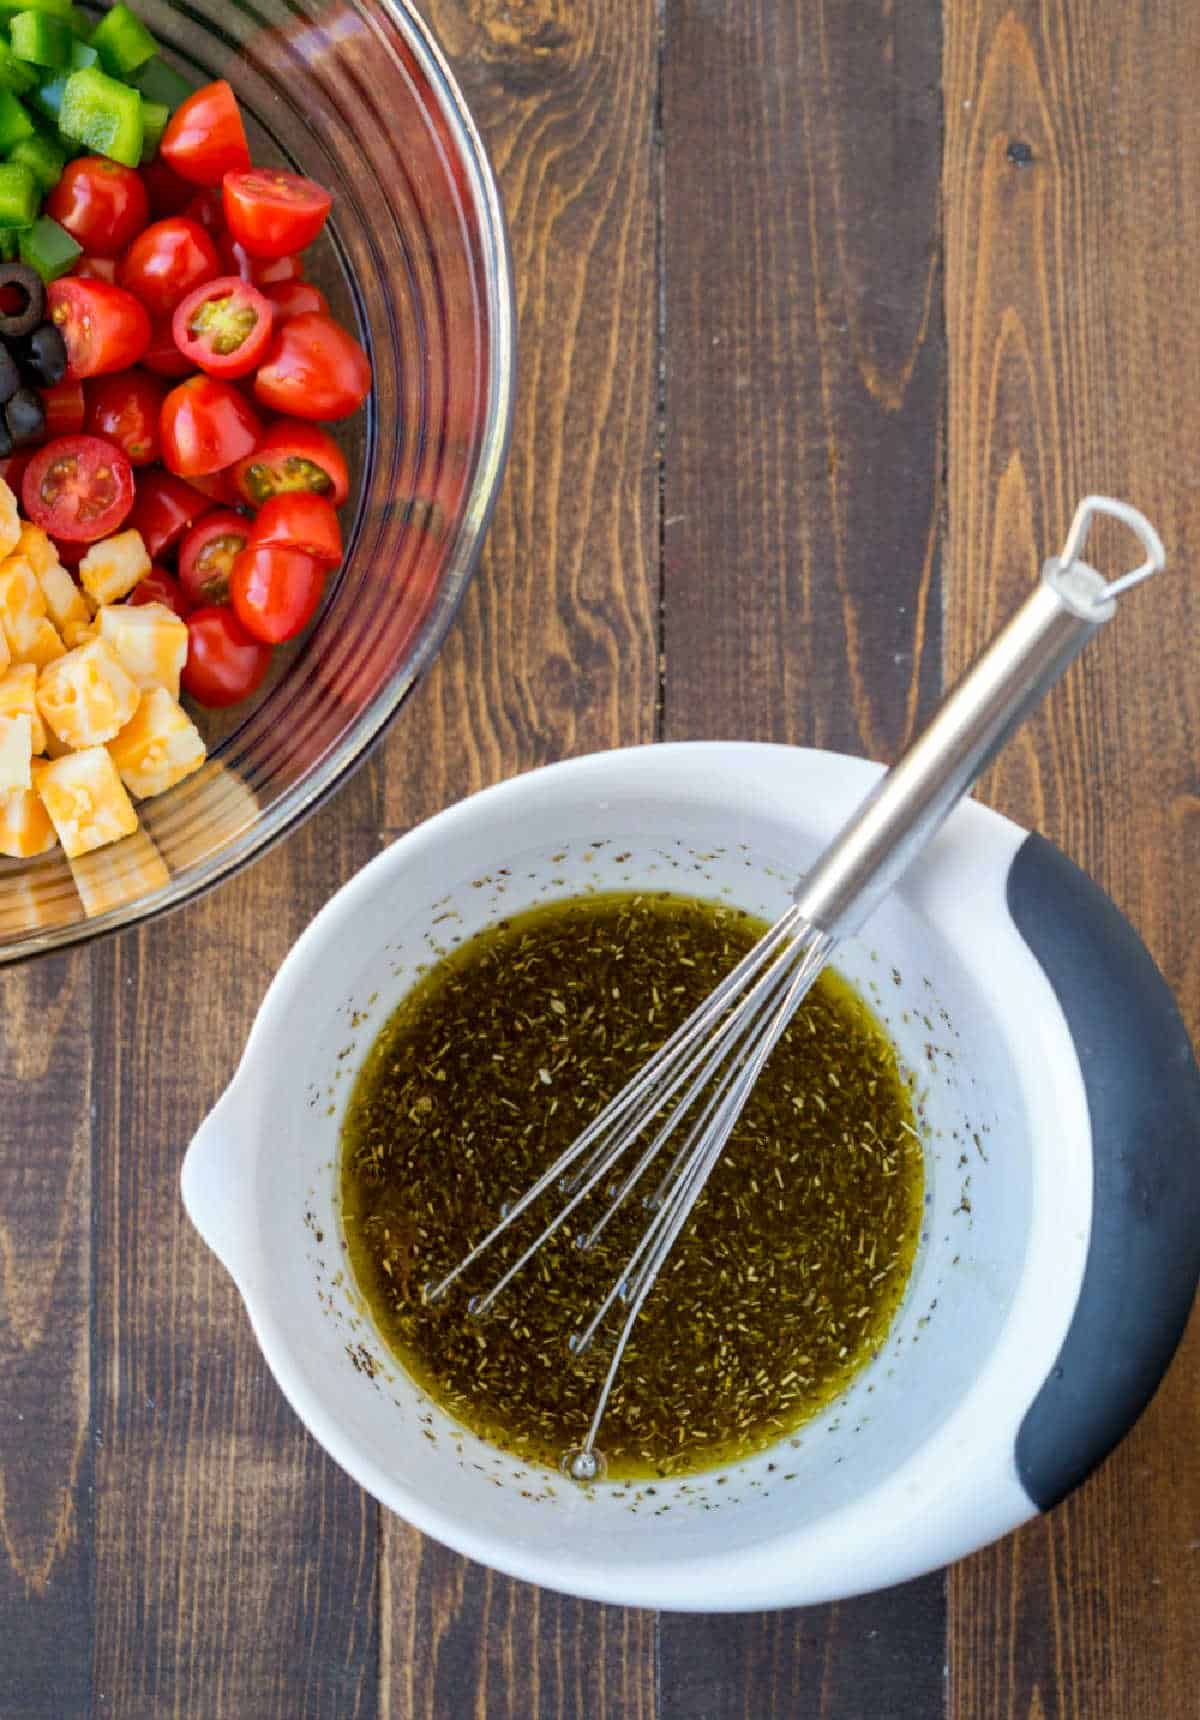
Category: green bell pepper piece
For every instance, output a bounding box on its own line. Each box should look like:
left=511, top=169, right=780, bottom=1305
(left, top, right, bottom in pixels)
left=133, top=54, right=190, bottom=112
left=90, top=3, right=156, bottom=79
left=8, top=126, right=63, bottom=188
left=0, top=227, right=19, bottom=260
left=9, top=10, right=74, bottom=67
left=57, top=64, right=143, bottom=166
left=27, top=37, right=90, bottom=120
left=19, top=211, right=80, bottom=279
left=139, top=96, right=167, bottom=160
left=0, top=160, right=38, bottom=227
left=0, top=87, right=34, bottom=150
left=0, top=39, right=38, bottom=93
left=0, top=0, right=73, bottom=19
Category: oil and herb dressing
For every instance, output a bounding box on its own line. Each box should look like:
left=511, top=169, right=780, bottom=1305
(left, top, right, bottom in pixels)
left=340, top=892, right=924, bottom=1481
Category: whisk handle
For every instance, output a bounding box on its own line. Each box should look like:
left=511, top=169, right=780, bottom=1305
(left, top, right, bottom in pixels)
left=793, top=497, right=1165, bottom=939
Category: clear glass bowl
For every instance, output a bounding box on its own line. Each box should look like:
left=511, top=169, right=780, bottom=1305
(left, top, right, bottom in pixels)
left=0, top=0, right=514, bottom=961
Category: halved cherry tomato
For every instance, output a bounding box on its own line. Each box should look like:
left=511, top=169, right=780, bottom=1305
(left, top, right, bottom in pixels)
left=222, top=168, right=332, bottom=259
left=182, top=605, right=272, bottom=706
left=252, top=313, right=370, bottom=421
left=130, top=564, right=191, bottom=618
left=263, top=280, right=328, bottom=321
left=48, top=279, right=151, bottom=381
left=72, top=256, right=118, bottom=283
left=118, top=218, right=220, bottom=320
left=248, top=491, right=341, bottom=566
left=142, top=157, right=195, bottom=219
left=127, top=468, right=213, bottom=559
left=171, top=275, right=273, bottom=380
left=46, top=157, right=150, bottom=259
left=22, top=434, right=135, bottom=542
left=39, top=380, right=86, bottom=437
left=217, top=235, right=303, bottom=286
left=86, top=369, right=167, bottom=466
left=142, top=319, right=196, bottom=379
left=178, top=509, right=248, bottom=605
left=232, top=417, right=349, bottom=508
left=184, top=189, right=224, bottom=236
left=230, top=543, right=324, bottom=642
left=161, top=374, right=262, bottom=477
left=183, top=467, right=239, bottom=506
left=161, top=81, right=251, bottom=189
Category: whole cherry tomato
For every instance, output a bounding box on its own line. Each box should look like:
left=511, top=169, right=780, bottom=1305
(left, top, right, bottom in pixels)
left=161, top=81, right=251, bottom=188
left=183, top=188, right=224, bottom=236
left=171, top=275, right=274, bottom=379
left=71, top=256, right=117, bottom=283
left=22, top=434, right=135, bottom=542
left=248, top=491, right=341, bottom=566
left=126, top=468, right=214, bottom=559
left=231, top=417, right=349, bottom=508
left=263, top=280, right=328, bottom=321
left=86, top=369, right=168, bottom=465
left=182, top=605, right=272, bottom=706
left=141, top=319, right=196, bottom=380
left=142, top=157, right=195, bottom=219
left=46, top=157, right=149, bottom=258
left=160, top=375, right=262, bottom=476
left=221, top=168, right=331, bottom=259
left=183, top=467, right=239, bottom=506
left=129, top=564, right=191, bottom=618
left=252, top=313, right=370, bottom=421
left=48, top=279, right=151, bottom=380
left=230, top=543, right=324, bottom=642
left=217, top=236, right=304, bottom=286
left=118, top=217, right=220, bottom=320
left=178, top=509, right=248, bottom=605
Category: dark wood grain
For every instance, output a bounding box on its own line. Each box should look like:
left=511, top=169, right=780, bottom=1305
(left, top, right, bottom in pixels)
left=943, top=3, right=1200, bottom=1717
left=658, top=0, right=947, bottom=1711
left=0, top=954, right=93, bottom=1720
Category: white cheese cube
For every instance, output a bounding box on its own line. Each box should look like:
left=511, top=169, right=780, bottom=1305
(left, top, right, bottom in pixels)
left=70, top=826, right=169, bottom=918
left=37, top=639, right=141, bottom=750
left=78, top=530, right=151, bottom=607
left=36, top=557, right=90, bottom=632
left=0, top=662, right=45, bottom=753
left=0, top=784, right=56, bottom=857
left=0, top=478, right=21, bottom=560
left=0, top=712, right=32, bottom=792
left=108, top=686, right=206, bottom=800
left=34, top=748, right=138, bottom=858
left=98, top=602, right=188, bottom=699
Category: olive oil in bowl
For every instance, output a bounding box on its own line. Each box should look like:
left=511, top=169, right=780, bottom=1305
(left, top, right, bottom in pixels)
left=340, top=892, right=923, bottom=1481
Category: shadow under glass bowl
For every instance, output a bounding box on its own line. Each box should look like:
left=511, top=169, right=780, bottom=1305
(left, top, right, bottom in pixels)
left=0, top=0, right=514, bottom=962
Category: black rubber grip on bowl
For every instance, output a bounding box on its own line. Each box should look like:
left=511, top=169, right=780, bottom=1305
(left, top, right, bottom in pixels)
left=1007, top=832, right=1200, bottom=1510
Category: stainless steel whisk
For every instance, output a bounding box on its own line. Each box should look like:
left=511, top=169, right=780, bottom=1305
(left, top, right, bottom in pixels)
left=426, top=497, right=1165, bottom=1480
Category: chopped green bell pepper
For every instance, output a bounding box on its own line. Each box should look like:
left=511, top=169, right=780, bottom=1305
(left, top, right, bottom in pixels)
left=0, top=0, right=73, bottom=20
left=19, top=210, right=79, bottom=278
left=0, top=87, right=34, bottom=150
left=0, top=160, right=38, bottom=227
left=133, top=54, right=190, bottom=112
left=0, top=39, right=38, bottom=93
left=27, top=68, right=65, bottom=121
left=139, top=96, right=167, bottom=160
left=0, top=227, right=19, bottom=260
left=8, top=127, right=63, bottom=188
left=90, top=2, right=157, bottom=79
left=58, top=64, right=143, bottom=166
left=9, top=11, right=75, bottom=68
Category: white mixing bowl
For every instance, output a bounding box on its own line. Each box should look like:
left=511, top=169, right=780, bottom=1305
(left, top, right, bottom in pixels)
left=182, top=743, right=1200, bottom=1610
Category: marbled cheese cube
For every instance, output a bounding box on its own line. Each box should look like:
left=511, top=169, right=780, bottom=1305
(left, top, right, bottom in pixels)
left=70, top=826, right=169, bottom=918
left=0, top=479, right=21, bottom=560
left=98, top=602, right=188, bottom=699
left=0, top=784, right=56, bottom=857
left=78, top=530, right=151, bottom=607
left=0, top=556, right=43, bottom=624
left=108, top=685, right=206, bottom=800
left=16, top=524, right=58, bottom=577
left=0, top=622, right=9, bottom=676
left=0, top=711, right=32, bottom=791
left=37, top=639, right=140, bottom=750
left=34, top=747, right=138, bottom=858
left=9, top=615, right=66, bottom=670
left=62, top=619, right=98, bottom=650
left=0, top=662, right=45, bottom=753
left=36, top=557, right=90, bottom=632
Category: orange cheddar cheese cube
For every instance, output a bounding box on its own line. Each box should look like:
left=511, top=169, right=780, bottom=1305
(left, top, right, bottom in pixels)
left=0, top=479, right=21, bottom=560
left=70, top=826, right=170, bottom=918
left=98, top=602, right=188, bottom=699
left=0, top=784, right=56, bottom=857
left=108, top=686, right=205, bottom=800
left=36, top=557, right=90, bottom=633
left=10, top=615, right=66, bottom=670
left=16, top=524, right=58, bottom=577
left=78, top=530, right=151, bottom=607
left=33, top=748, right=138, bottom=858
left=62, top=619, right=98, bottom=649
left=37, top=639, right=141, bottom=750
left=0, top=711, right=32, bottom=792
left=0, top=662, right=45, bottom=753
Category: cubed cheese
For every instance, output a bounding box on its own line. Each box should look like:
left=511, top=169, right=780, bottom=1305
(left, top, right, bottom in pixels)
left=0, top=556, right=43, bottom=624
left=62, top=619, right=98, bottom=650
left=34, top=748, right=138, bottom=858
left=0, top=662, right=46, bottom=753
left=9, top=615, right=66, bottom=670
left=108, top=685, right=206, bottom=800
left=0, top=869, right=81, bottom=935
left=70, top=826, right=170, bottom=918
left=78, top=530, right=151, bottom=607
left=0, top=478, right=21, bottom=560
left=98, top=602, right=188, bottom=699
left=37, top=639, right=140, bottom=749
left=0, top=784, right=56, bottom=857
left=36, top=557, right=90, bottom=632
left=0, top=623, right=9, bottom=676
left=0, top=712, right=32, bottom=792
left=143, top=758, right=259, bottom=869
left=16, top=523, right=58, bottom=577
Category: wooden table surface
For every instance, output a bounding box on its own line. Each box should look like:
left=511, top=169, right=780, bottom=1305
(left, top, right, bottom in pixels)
left=3, top=1, right=1198, bottom=1715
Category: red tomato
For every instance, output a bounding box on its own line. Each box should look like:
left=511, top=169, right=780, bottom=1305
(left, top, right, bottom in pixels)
left=183, top=605, right=272, bottom=706
left=142, top=157, right=195, bottom=219
left=230, top=543, right=324, bottom=643
left=252, top=313, right=370, bottom=421
left=22, top=435, right=135, bottom=542
left=217, top=235, right=304, bottom=286
left=161, top=81, right=251, bottom=188
left=141, top=319, right=196, bottom=379
left=127, top=468, right=214, bottom=559
left=129, top=564, right=191, bottom=618
left=183, top=467, right=239, bottom=506
left=118, top=218, right=220, bottom=320
left=178, top=508, right=248, bottom=605
left=46, top=157, right=149, bottom=258
left=86, top=369, right=167, bottom=465
left=39, top=380, right=86, bottom=437
left=72, top=255, right=117, bottom=283
left=48, top=279, right=151, bottom=380
left=183, top=188, right=224, bottom=236
left=221, top=168, right=332, bottom=259
left=0, top=450, right=32, bottom=494
left=232, top=417, right=349, bottom=508
left=263, top=280, right=328, bottom=321
left=248, top=491, right=341, bottom=566
left=171, top=275, right=273, bottom=380
left=160, top=374, right=262, bottom=477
